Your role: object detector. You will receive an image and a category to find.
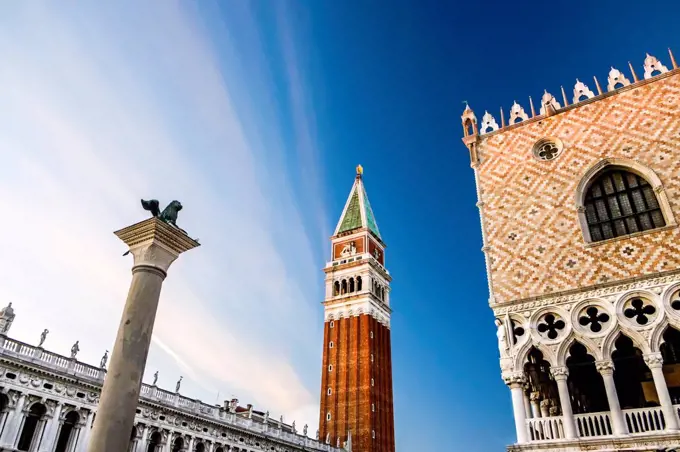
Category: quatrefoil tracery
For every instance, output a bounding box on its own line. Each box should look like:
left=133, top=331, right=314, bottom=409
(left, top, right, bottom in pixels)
left=624, top=298, right=656, bottom=325
left=579, top=306, right=610, bottom=333
left=537, top=314, right=566, bottom=340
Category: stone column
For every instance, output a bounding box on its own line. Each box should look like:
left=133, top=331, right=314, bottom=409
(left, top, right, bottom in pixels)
left=644, top=353, right=680, bottom=430
left=596, top=360, right=627, bottom=436
left=135, top=425, right=148, bottom=452
left=529, top=392, right=542, bottom=419
left=187, top=436, right=194, bottom=451
left=77, top=411, right=94, bottom=452
left=503, top=371, right=528, bottom=444
left=1, top=392, right=26, bottom=448
left=87, top=218, right=199, bottom=452
left=38, top=401, right=63, bottom=452
left=522, top=387, right=532, bottom=420
left=550, top=367, right=577, bottom=439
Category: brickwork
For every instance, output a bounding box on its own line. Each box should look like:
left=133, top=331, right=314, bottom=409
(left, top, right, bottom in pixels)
left=475, top=71, right=680, bottom=305
left=319, top=316, right=394, bottom=452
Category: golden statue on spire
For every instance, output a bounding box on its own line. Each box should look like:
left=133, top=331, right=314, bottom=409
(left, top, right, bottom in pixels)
left=356, top=164, right=364, bottom=176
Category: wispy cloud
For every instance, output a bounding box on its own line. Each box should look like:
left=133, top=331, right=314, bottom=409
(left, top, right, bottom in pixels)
left=0, top=1, right=326, bottom=431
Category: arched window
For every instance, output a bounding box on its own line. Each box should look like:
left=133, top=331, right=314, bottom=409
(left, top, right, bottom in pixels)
left=55, top=411, right=80, bottom=452
left=584, top=169, right=666, bottom=242
left=147, top=432, right=162, bottom=452
left=356, top=276, right=363, bottom=291
left=341, top=280, right=347, bottom=295
left=195, top=442, right=206, bottom=452
left=333, top=281, right=340, bottom=296
left=172, top=437, right=184, bottom=452
left=17, top=403, right=47, bottom=451
left=349, top=278, right=355, bottom=293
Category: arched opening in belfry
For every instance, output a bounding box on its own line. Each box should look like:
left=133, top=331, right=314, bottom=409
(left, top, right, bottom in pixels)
left=146, top=432, right=162, bottom=452
left=565, top=341, right=613, bottom=436
left=349, top=277, right=355, bottom=293
left=54, top=410, right=80, bottom=452
left=17, top=403, right=47, bottom=451
left=172, top=436, right=184, bottom=452
left=660, top=326, right=680, bottom=404
left=612, top=335, right=654, bottom=410
left=333, top=281, right=340, bottom=296
left=341, top=280, right=347, bottom=295
left=356, top=276, right=363, bottom=291
left=464, top=119, right=474, bottom=136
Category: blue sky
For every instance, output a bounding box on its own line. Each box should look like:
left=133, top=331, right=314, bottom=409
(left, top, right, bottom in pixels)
left=1, top=1, right=679, bottom=451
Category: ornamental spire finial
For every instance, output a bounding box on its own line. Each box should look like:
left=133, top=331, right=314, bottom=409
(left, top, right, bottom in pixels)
left=356, top=164, right=363, bottom=177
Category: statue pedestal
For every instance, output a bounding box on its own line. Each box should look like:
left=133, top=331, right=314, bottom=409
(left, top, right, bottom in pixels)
left=87, top=218, right=199, bottom=452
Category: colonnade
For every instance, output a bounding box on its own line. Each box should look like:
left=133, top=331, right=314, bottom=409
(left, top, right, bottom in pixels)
left=504, top=352, right=680, bottom=443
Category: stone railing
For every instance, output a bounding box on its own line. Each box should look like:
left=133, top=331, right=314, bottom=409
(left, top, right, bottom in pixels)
left=526, top=416, right=564, bottom=441
left=574, top=411, right=612, bottom=438
left=524, top=406, right=676, bottom=443
left=0, top=335, right=103, bottom=381
left=139, top=383, right=337, bottom=449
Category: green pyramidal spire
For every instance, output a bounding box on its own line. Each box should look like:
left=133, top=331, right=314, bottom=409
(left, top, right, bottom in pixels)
left=334, top=165, right=382, bottom=240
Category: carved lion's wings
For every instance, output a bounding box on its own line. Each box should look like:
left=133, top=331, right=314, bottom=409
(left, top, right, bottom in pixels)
left=141, top=199, right=161, bottom=217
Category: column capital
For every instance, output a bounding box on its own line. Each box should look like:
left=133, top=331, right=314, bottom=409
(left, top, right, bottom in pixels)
left=502, top=371, right=526, bottom=388
left=595, top=360, right=615, bottom=375
left=550, top=366, right=569, bottom=380
left=115, top=218, right=200, bottom=275
left=529, top=391, right=541, bottom=402
left=643, top=352, right=665, bottom=369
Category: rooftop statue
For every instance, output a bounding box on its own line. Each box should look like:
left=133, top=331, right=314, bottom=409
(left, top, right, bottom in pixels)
left=141, top=199, right=184, bottom=229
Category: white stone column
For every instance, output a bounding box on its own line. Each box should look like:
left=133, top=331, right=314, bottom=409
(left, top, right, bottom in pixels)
left=88, top=218, right=199, bottom=452
left=596, top=360, right=627, bottom=436
left=529, top=392, right=542, bottom=419
left=135, top=425, right=148, bottom=452
left=77, top=411, right=94, bottom=452
left=503, top=371, right=528, bottom=444
left=550, top=367, right=577, bottom=439
left=187, top=436, right=194, bottom=451
left=38, top=401, right=63, bottom=452
left=522, top=388, right=532, bottom=419
left=644, top=353, right=680, bottom=430
left=1, top=392, right=26, bottom=448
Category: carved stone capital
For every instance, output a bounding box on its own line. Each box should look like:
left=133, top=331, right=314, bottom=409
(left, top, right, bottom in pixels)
left=529, top=391, right=541, bottom=402
left=644, top=352, right=664, bottom=369
left=502, top=371, right=526, bottom=388
left=550, top=366, right=569, bottom=381
left=540, top=399, right=552, bottom=408
left=115, top=217, right=200, bottom=275
left=595, top=360, right=615, bottom=375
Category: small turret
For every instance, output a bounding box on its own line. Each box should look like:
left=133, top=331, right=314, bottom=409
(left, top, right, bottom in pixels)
left=0, top=303, right=15, bottom=335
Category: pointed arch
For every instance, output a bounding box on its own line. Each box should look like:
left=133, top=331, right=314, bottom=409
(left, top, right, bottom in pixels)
left=556, top=333, right=602, bottom=366
left=574, top=158, right=676, bottom=243
left=651, top=316, right=680, bottom=353
left=514, top=340, right=557, bottom=370
left=602, top=326, right=651, bottom=358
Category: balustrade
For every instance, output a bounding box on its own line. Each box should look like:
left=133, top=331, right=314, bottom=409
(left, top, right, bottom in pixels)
left=525, top=416, right=564, bottom=441
left=574, top=412, right=613, bottom=438
left=623, top=406, right=665, bottom=434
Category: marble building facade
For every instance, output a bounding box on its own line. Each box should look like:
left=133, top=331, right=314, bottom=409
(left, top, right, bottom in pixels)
left=0, top=304, right=344, bottom=452
left=461, top=50, right=680, bottom=451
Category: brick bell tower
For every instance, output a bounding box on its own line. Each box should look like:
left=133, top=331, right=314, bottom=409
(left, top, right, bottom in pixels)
left=318, top=165, right=395, bottom=452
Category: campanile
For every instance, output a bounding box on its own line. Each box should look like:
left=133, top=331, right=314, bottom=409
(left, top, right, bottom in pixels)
left=318, top=166, right=395, bottom=452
